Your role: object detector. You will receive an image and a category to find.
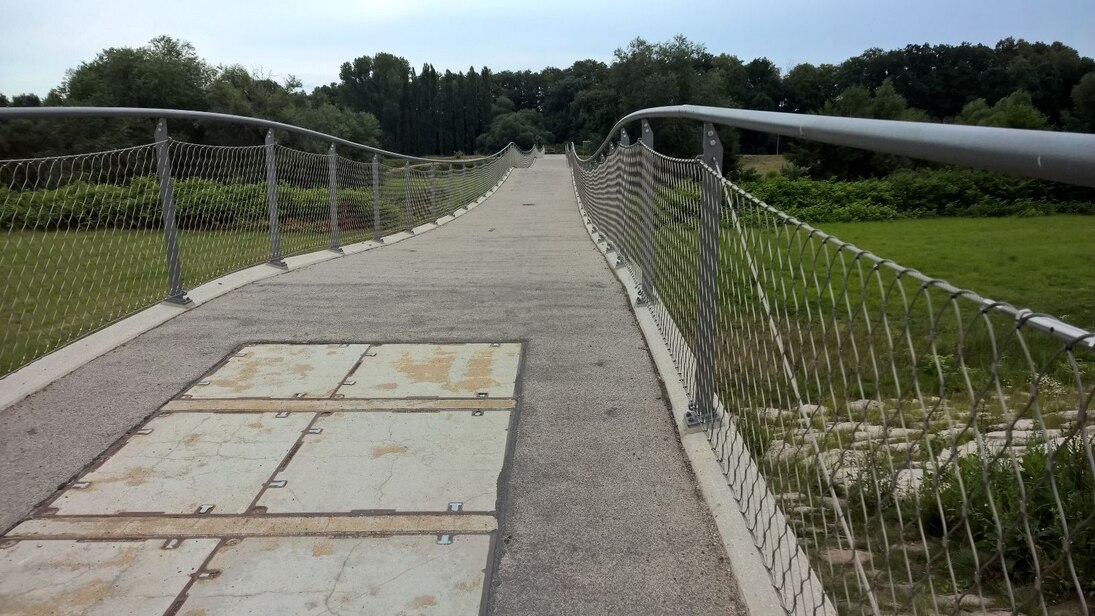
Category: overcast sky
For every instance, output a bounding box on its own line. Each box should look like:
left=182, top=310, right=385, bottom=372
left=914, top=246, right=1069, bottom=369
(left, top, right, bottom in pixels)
left=1, top=0, right=1092, bottom=97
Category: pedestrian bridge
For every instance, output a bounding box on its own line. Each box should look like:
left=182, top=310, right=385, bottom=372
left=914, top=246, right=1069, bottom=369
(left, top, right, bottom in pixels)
left=0, top=106, right=1094, bottom=616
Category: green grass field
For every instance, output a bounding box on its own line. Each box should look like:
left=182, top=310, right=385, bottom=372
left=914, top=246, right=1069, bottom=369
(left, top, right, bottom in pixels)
left=821, top=215, right=1095, bottom=330
left=0, top=228, right=333, bottom=375
left=739, top=154, right=788, bottom=176
left=0, top=167, right=494, bottom=375
left=3, top=214, right=1093, bottom=378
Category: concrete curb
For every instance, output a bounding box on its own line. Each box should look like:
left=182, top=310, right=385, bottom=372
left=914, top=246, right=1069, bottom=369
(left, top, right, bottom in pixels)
left=0, top=171, right=515, bottom=412
left=568, top=176, right=787, bottom=616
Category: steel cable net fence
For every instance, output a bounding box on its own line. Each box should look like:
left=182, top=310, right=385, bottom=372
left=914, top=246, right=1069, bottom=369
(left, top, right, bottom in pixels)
left=0, top=118, right=540, bottom=376
left=569, top=141, right=1095, bottom=616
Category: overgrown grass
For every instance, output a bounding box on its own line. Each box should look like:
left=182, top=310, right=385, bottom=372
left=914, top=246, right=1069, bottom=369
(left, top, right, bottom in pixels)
left=645, top=207, right=1094, bottom=612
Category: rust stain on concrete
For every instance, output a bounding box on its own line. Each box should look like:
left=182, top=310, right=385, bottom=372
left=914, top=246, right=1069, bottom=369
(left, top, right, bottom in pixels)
left=372, top=445, right=408, bottom=459
left=412, top=595, right=438, bottom=607
left=311, top=540, right=334, bottom=557
left=123, top=466, right=150, bottom=487
left=210, top=360, right=261, bottom=394
left=454, top=574, right=483, bottom=592
left=5, top=579, right=111, bottom=616
left=451, top=348, right=500, bottom=392
left=394, top=347, right=456, bottom=385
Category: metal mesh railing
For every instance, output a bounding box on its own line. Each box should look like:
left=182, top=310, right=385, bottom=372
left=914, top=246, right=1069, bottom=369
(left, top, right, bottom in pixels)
left=569, top=130, right=1094, bottom=615
left=0, top=109, right=541, bottom=376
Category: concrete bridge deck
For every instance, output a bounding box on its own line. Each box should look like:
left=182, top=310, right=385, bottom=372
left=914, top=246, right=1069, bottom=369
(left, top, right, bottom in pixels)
left=0, top=155, right=744, bottom=615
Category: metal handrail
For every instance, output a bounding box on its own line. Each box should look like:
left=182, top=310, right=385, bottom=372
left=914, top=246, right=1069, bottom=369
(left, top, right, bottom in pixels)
left=0, top=106, right=517, bottom=164
left=576, top=104, right=1095, bottom=187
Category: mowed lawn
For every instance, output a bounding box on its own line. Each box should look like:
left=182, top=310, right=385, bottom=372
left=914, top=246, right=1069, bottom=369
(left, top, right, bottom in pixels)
left=821, top=215, right=1095, bottom=331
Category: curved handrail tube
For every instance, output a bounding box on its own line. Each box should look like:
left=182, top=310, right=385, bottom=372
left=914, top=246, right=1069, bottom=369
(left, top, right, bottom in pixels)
left=0, top=106, right=516, bottom=164
left=578, top=104, right=1095, bottom=188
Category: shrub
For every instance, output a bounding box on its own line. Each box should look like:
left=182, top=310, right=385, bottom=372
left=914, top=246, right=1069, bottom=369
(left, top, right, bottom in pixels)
left=1, top=173, right=469, bottom=231
left=738, top=168, right=1095, bottom=223
left=919, top=439, right=1095, bottom=601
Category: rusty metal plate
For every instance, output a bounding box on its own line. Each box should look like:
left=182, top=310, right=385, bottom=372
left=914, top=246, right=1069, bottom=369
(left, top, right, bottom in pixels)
left=183, top=343, right=370, bottom=399
left=161, top=397, right=517, bottom=413
left=177, top=535, right=489, bottom=615
left=258, top=411, right=510, bottom=513
left=7, top=514, right=498, bottom=540
left=53, top=413, right=312, bottom=515
left=336, top=343, right=521, bottom=399
left=0, top=539, right=217, bottom=616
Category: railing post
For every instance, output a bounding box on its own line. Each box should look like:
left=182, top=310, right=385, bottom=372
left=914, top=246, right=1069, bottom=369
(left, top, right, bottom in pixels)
left=616, top=128, right=631, bottom=269
left=264, top=129, right=286, bottom=267
left=327, top=143, right=342, bottom=253
left=372, top=154, right=382, bottom=242
left=429, top=163, right=437, bottom=219
left=154, top=119, right=190, bottom=305
left=689, top=122, right=724, bottom=427
left=403, top=161, right=412, bottom=232
left=638, top=119, right=655, bottom=305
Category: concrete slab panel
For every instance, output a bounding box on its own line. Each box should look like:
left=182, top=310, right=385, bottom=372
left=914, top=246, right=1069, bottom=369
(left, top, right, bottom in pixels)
left=178, top=535, right=489, bottom=616
left=0, top=539, right=217, bottom=616
left=183, top=343, right=369, bottom=399
left=53, top=413, right=312, bottom=515
left=259, top=411, right=510, bottom=513
left=337, top=343, right=521, bottom=399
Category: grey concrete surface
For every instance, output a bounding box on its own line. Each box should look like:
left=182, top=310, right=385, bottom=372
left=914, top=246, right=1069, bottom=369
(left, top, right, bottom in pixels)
left=0, top=156, right=745, bottom=615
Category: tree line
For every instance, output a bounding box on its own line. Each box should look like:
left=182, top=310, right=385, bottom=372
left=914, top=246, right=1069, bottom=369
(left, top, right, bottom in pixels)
left=2, top=34, right=1093, bottom=175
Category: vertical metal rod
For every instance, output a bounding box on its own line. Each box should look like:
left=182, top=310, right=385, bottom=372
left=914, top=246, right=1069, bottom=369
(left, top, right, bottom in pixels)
left=429, top=163, right=437, bottom=219
left=154, top=119, right=190, bottom=305
left=448, top=163, right=454, bottom=214
left=692, top=122, right=724, bottom=426
left=616, top=128, right=631, bottom=268
left=638, top=119, right=655, bottom=305
left=327, top=143, right=341, bottom=252
left=265, top=129, right=286, bottom=267
left=371, top=154, right=382, bottom=242
left=403, top=161, right=412, bottom=232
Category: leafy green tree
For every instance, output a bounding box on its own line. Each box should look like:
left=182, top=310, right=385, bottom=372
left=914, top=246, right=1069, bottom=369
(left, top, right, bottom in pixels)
left=204, top=65, right=379, bottom=153
left=956, top=90, right=1049, bottom=129
left=782, top=63, right=839, bottom=114
left=475, top=109, right=552, bottom=152
left=60, top=36, right=213, bottom=110
left=10, top=94, right=42, bottom=107
left=336, top=53, right=411, bottom=150
left=1063, top=72, right=1095, bottom=132
left=788, top=79, right=928, bottom=178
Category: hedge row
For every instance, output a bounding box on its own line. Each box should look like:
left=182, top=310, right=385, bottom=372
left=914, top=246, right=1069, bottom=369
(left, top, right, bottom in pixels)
left=0, top=175, right=451, bottom=230
left=738, top=168, right=1095, bottom=223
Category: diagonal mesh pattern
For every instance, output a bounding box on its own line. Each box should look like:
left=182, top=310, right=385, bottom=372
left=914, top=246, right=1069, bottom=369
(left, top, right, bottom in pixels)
left=0, top=119, right=541, bottom=377
left=569, top=141, right=1094, bottom=616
